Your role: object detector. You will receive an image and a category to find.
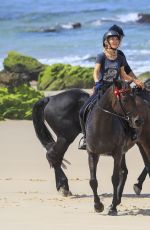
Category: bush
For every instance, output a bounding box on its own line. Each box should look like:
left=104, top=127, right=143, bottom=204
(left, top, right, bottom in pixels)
left=138, top=72, right=150, bottom=81
left=38, top=63, right=94, bottom=90
left=0, top=85, right=43, bottom=120
left=3, top=51, right=44, bottom=74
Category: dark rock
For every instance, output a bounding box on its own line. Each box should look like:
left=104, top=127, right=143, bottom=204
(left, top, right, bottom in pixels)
left=33, top=27, right=58, bottom=33
left=28, top=25, right=61, bottom=33
left=42, top=28, right=57, bottom=32
left=28, top=22, right=81, bottom=33
left=137, top=13, right=150, bottom=23
left=3, top=51, right=44, bottom=81
left=72, top=22, right=82, bottom=29
left=0, top=70, right=30, bottom=89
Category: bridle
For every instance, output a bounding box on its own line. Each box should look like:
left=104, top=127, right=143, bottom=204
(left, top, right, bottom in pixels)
left=99, top=86, right=133, bottom=122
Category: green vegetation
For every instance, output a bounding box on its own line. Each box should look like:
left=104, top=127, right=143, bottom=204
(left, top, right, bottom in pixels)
left=0, top=85, right=43, bottom=120
left=38, top=63, right=94, bottom=90
left=3, top=51, right=44, bottom=74
left=138, top=71, right=150, bottom=81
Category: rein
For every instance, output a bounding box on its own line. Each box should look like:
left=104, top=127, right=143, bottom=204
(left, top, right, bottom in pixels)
left=99, top=106, right=130, bottom=121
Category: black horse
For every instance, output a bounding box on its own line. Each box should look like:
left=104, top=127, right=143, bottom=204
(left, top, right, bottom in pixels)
left=32, top=80, right=150, bottom=196
left=85, top=80, right=143, bottom=215
left=133, top=86, right=150, bottom=195
left=32, top=88, right=89, bottom=195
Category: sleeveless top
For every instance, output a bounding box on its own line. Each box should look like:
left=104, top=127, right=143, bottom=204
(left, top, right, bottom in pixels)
left=96, top=52, right=127, bottom=82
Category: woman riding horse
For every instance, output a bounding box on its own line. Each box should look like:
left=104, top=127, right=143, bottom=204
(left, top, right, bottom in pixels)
left=32, top=28, right=147, bottom=199
left=78, top=30, right=144, bottom=149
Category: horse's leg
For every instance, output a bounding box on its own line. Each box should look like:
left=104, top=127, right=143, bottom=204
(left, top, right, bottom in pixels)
left=46, top=136, right=72, bottom=196
left=53, top=165, right=72, bottom=196
left=133, top=143, right=150, bottom=195
left=134, top=167, right=148, bottom=195
left=108, top=154, right=122, bottom=216
left=88, top=153, right=104, bottom=212
left=116, top=155, right=128, bottom=205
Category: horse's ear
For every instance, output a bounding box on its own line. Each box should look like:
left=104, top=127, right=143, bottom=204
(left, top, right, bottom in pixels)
left=113, top=79, right=122, bottom=89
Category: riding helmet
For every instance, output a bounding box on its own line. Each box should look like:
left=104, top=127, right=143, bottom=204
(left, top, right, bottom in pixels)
left=109, top=24, right=125, bottom=37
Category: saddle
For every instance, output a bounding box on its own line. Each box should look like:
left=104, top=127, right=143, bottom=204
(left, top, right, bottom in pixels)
left=83, top=81, right=113, bottom=123
left=82, top=96, right=97, bottom=124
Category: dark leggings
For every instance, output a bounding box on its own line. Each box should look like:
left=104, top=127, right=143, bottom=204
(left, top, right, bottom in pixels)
left=79, top=81, right=112, bottom=135
left=79, top=91, right=98, bottom=135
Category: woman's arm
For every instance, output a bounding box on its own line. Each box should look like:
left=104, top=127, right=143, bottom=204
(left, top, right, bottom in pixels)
left=120, top=66, right=144, bottom=88
left=118, top=50, right=138, bottom=80
left=93, top=63, right=101, bottom=83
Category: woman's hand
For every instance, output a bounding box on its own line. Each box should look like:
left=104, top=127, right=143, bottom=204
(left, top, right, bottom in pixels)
left=95, top=82, right=101, bottom=90
left=133, top=79, right=144, bottom=89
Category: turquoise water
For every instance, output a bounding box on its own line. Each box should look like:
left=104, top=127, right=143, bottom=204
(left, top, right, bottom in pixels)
left=0, top=0, right=150, bottom=74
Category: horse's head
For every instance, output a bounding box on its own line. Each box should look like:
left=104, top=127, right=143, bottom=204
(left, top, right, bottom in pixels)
left=112, top=79, right=143, bottom=128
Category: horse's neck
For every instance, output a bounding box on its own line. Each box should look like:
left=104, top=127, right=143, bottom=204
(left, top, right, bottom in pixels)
left=134, top=86, right=150, bottom=103
left=91, top=88, right=118, bottom=136
left=136, top=95, right=150, bottom=120
left=98, top=87, right=115, bottom=112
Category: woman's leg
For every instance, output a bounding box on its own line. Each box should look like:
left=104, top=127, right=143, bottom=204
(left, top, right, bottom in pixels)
left=78, top=92, right=98, bottom=149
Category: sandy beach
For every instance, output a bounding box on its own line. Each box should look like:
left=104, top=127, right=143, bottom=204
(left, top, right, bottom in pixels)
left=0, top=120, right=149, bottom=230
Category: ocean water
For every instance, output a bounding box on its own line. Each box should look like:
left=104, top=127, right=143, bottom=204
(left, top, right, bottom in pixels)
left=0, top=0, right=150, bottom=74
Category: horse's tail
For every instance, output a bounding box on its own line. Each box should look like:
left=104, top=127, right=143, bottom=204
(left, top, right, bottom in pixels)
left=32, top=97, right=54, bottom=149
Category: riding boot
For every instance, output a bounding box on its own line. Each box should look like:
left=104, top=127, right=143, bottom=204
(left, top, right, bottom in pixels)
left=78, top=136, right=86, bottom=150
left=78, top=116, right=86, bottom=150
left=130, top=128, right=138, bottom=141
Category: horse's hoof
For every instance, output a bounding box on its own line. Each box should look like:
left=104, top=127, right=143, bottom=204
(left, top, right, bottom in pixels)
left=108, top=206, right=118, bottom=216
left=59, top=187, right=72, bottom=197
left=108, top=208, right=118, bottom=216
left=133, top=184, right=141, bottom=195
left=66, top=190, right=72, bottom=196
left=94, top=202, right=104, bottom=213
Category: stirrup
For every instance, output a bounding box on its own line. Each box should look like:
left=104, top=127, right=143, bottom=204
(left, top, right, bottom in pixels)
left=78, top=136, right=86, bottom=150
